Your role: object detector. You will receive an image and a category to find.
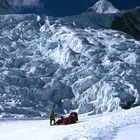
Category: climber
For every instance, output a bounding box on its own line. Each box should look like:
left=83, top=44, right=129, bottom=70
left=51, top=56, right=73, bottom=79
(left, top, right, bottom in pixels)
left=49, top=110, right=57, bottom=126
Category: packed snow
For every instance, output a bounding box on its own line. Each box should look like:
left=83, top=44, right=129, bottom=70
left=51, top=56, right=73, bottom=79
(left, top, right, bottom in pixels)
left=114, top=124, right=140, bottom=140
left=0, top=107, right=140, bottom=140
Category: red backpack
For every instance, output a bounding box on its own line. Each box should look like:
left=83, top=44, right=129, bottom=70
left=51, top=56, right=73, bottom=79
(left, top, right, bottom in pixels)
left=70, top=112, right=78, bottom=121
left=63, top=118, right=69, bottom=125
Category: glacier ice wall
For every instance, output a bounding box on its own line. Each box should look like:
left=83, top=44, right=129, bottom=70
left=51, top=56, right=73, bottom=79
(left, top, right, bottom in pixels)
left=0, top=13, right=140, bottom=118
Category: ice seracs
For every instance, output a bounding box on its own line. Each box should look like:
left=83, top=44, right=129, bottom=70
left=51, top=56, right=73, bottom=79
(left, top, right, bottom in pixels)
left=0, top=6, right=140, bottom=118
left=86, top=0, right=119, bottom=13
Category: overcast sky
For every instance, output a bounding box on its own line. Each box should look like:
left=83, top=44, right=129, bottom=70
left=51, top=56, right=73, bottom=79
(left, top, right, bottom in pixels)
left=8, top=0, right=140, bottom=16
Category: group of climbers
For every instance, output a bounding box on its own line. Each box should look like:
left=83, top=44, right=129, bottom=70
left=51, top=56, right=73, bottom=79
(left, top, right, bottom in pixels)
left=49, top=111, right=78, bottom=126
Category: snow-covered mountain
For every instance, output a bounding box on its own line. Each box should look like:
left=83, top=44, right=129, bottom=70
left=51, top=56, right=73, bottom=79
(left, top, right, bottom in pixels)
left=0, top=0, right=14, bottom=14
left=0, top=11, right=140, bottom=118
left=86, top=0, right=119, bottom=13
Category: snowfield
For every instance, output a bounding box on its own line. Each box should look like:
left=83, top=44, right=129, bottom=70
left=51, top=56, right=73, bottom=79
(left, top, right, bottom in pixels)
left=114, top=124, right=140, bottom=140
left=0, top=107, right=140, bottom=140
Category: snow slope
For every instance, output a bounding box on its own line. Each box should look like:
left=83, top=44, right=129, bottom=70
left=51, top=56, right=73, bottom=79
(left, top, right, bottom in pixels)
left=86, top=0, right=119, bottom=13
left=114, top=124, right=140, bottom=140
left=0, top=107, right=140, bottom=140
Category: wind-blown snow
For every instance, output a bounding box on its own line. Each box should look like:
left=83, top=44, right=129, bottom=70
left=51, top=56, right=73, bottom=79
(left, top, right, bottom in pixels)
left=0, top=11, right=140, bottom=118
left=0, top=107, right=140, bottom=140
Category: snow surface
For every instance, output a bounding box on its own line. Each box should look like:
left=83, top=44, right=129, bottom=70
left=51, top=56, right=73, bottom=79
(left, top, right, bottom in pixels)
left=114, top=124, right=140, bottom=140
left=0, top=107, right=140, bottom=140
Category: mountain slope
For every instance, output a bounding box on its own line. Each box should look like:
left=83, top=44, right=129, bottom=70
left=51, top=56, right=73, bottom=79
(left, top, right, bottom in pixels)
left=86, top=0, right=119, bottom=13
left=112, top=7, right=140, bottom=40
left=0, top=0, right=14, bottom=14
left=85, top=0, right=140, bottom=41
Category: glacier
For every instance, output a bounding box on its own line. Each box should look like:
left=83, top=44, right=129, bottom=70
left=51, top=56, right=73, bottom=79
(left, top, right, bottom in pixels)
left=0, top=11, right=140, bottom=118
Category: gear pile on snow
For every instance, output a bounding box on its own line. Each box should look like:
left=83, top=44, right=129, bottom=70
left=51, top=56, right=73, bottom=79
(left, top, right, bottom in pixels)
left=55, top=112, right=78, bottom=125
